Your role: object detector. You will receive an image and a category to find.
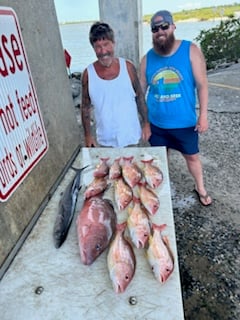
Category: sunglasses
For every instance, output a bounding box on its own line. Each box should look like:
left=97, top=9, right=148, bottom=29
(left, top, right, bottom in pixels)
left=151, top=22, right=170, bottom=33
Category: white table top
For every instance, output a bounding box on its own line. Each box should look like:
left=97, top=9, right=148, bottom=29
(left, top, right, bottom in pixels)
left=0, top=147, right=184, bottom=320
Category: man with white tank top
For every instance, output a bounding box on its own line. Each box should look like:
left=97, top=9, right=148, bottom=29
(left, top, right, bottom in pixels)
left=81, top=22, right=151, bottom=148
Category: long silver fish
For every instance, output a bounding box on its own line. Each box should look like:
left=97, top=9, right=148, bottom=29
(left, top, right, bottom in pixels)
left=53, top=165, right=88, bottom=248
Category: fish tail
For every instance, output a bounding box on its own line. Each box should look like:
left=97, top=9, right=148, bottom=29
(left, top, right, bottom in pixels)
left=141, top=158, right=153, bottom=164
left=132, top=195, right=141, bottom=203
left=71, top=164, right=89, bottom=172
left=100, top=157, right=110, bottom=162
left=116, top=221, right=127, bottom=232
left=123, top=156, right=134, bottom=162
left=152, top=223, right=167, bottom=232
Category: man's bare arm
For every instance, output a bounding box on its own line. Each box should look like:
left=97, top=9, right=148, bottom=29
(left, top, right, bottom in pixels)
left=126, top=60, right=149, bottom=124
left=81, top=69, right=92, bottom=135
left=126, top=60, right=151, bottom=141
left=81, top=69, right=96, bottom=146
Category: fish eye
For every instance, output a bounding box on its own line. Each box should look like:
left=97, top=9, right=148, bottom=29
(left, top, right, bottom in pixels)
left=95, top=243, right=102, bottom=251
left=125, top=274, right=129, bottom=280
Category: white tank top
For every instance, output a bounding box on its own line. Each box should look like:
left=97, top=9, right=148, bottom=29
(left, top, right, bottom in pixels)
left=87, top=57, right=141, bottom=147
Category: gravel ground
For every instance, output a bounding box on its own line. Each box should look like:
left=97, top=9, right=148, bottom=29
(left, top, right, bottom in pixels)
left=169, top=111, right=240, bottom=319
left=168, top=64, right=240, bottom=320
left=73, top=63, right=240, bottom=319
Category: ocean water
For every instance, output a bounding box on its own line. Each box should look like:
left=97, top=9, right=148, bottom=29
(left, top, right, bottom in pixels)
left=59, top=20, right=221, bottom=73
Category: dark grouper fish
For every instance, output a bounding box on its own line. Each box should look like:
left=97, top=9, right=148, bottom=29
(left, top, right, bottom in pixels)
left=53, top=166, right=88, bottom=248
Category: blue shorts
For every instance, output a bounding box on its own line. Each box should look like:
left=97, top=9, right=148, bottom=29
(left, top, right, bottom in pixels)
left=149, top=123, right=199, bottom=155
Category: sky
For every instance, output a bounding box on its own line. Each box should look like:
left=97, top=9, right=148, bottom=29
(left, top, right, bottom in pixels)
left=54, top=0, right=238, bottom=23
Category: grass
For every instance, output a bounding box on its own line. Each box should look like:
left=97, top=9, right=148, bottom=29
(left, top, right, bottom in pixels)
left=143, top=3, right=240, bottom=23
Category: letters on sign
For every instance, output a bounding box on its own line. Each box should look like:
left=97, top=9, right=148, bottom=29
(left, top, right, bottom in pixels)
left=0, top=7, right=48, bottom=201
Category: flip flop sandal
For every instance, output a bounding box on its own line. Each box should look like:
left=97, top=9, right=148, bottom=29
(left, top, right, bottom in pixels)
left=193, top=189, right=212, bottom=206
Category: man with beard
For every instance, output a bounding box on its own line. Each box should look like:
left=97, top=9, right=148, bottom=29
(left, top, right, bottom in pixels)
left=81, top=22, right=151, bottom=148
left=140, top=10, right=212, bottom=206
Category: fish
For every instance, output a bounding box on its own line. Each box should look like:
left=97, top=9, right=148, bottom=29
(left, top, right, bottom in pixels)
left=141, top=158, right=163, bottom=189
left=138, top=183, right=160, bottom=215
left=109, top=157, right=122, bottom=180
left=107, top=222, right=136, bottom=293
left=84, top=176, right=108, bottom=199
left=146, top=223, right=174, bottom=283
left=127, top=196, right=151, bottom=248
left=53, top=165, right=88, bottom=248
left=93, top=157, right=110, bottom=177
left=76, top=196, right=116, bottom=265
left=114, top=177, right=133, bottom=211
left=121, top=156, right=142, bottom=188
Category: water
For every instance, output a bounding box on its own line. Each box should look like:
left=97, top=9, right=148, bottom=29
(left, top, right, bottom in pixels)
left=59, top=20, right=221, bottom=73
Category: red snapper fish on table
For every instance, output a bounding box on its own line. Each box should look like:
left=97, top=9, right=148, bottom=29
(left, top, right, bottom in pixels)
left=54, top=153, right=175, bottom=294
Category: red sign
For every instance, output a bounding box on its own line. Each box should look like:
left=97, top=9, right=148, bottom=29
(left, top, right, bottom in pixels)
left=0, top=7, right=48, bottom=201
left=64, top=49, right=71, bottom=68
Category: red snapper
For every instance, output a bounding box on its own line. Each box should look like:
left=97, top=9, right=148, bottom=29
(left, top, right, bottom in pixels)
left=109, top=157, right=122, bottom=180
left=121, top=156, right=142, bottom=188
left=93, top=157, right=110, bottom=178
left=147, top=224, right=174, bottom=283
left=114, top=177, right=133, bottom=211
left=107, top=222, right=136, bottom=293
left=138, top=183, right=160, bottom=215
left=76, top=196, right=116, bottom=265
left=127, top=196, right=151, bottom=248
left=141, top=158, right=163, bottom=189
left=84, top=176, right=108, bottom=199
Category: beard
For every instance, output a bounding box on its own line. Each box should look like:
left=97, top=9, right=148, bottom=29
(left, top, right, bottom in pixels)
left=153, top=33, right=175, bottom=55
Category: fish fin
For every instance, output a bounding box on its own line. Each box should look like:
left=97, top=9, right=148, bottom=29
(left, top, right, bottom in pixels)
left=162, top=235, right=170, bottom=246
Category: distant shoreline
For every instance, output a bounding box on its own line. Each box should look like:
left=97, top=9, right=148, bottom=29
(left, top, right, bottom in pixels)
left=176, top=16, right=229, bottom=23
left=60, top=16, right=229, bottom=26
left=58, top=3, right=240, bottom=25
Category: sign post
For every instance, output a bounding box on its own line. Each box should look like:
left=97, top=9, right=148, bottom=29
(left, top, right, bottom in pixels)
left=0, top=7, right=48, bottom=202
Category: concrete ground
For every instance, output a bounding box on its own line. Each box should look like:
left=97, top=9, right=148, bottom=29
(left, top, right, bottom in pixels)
left=74, top=62, right=240, bottom=319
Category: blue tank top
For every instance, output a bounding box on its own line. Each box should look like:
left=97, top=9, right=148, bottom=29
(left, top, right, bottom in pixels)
left=146, top=40, right=197, bottom=129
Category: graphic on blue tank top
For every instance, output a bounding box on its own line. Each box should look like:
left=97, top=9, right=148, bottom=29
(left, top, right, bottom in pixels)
left=151, top=66, right=183, bottom=102
left=146, top=40, right=197, bottom=129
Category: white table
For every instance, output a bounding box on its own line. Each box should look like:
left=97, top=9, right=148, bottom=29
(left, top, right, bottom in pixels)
left=0, top=147, right=184, bottom=320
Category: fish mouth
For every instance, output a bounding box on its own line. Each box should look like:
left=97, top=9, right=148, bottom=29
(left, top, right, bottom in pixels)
left=152, top=205, right=159, bottom=215
left=137, top=239, right=145, bottom=249
left=81, top=249, right=92, bottom=265
left=161, top=271, right=172, bottom=283
left=54, top=239, right=61, bottom=249
left=115, top=282, right=124, bottom=294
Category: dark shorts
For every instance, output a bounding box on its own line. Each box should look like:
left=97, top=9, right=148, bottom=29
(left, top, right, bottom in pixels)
left=149, top=123, right=199, bottom=155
